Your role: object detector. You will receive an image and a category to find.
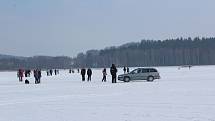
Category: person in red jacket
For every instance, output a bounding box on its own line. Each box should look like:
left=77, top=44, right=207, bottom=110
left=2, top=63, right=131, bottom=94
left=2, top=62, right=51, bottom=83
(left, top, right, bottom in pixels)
left=17, top=69, right=24, bottom=81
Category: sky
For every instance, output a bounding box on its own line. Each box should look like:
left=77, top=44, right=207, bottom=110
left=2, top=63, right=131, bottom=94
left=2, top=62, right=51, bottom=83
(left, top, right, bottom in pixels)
left=0, top=0, right=215, bottom=57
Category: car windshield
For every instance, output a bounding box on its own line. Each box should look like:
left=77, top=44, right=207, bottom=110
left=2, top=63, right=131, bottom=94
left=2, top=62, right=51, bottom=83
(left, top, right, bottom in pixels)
left=130, top=69, right=137, bottom=74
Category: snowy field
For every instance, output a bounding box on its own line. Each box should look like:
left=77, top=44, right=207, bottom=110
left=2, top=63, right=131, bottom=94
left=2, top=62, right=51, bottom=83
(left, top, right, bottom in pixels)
left=0, top=66, right=215, bottom=121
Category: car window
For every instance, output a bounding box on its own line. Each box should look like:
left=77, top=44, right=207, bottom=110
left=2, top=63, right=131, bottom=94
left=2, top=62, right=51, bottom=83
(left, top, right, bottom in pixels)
left=149, top=69, right=157, bottom=72
left=137, top=69, right=141, bottom=73
left=142, top=69, right=149, bottom=73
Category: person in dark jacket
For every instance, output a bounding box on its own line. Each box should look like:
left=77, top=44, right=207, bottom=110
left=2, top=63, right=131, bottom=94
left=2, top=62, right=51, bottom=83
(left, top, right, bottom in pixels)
left=127, top=67, right=129, bottom=73
left=110, top=64, right=117, bottom=83
left=102, top=68, right=107, bottom=82
left=87, top=68, right=92, bottom=81
left=38, top=70, right=42, bottom=83
left=54, top=69, right=57, bottom=75
left=25, top=70, right=28, bottom=77
left=50, top=69, right=53, bottom=76
left=34, top=69, right=38, bottom=84
left=123, top=66, right=126, bottom=74
left=47, top=70, right=49, bottom=76
left=34, top=69, right=42, bottom=84
left=81, top=68, right=86, bottom=81
left=27, top=70, right=31, bottom=77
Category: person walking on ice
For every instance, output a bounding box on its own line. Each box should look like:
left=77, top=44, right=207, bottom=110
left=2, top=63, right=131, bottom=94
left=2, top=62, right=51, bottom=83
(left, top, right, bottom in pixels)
left=102, top=68, right=107, bottom=82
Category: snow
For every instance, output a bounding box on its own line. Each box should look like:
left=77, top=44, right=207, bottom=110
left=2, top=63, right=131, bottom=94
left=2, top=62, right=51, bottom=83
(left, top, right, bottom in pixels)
left=0, top=66, right=215, bottom=121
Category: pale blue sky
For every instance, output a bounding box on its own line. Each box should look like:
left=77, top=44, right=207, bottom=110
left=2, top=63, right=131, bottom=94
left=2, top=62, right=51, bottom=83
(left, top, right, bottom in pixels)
left=0, top=0, right=215, bottom=57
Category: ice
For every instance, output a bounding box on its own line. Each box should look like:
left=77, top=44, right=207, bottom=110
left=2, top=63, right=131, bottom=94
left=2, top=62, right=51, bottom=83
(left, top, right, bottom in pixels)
left=0, top=66, right=215, bottom=121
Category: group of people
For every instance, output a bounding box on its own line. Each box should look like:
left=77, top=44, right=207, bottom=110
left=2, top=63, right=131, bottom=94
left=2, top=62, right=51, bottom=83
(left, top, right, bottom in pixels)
left=46, top=69, right=59, bottom=76
left=17, top=69, right=32, bottom=82
left=69, top=69, right=75, bottom=73
left=24, top=69, right=31, bottom=77
left=17, top=64, right=128, bottom=84
left=17, top=69, right=42, bottom=84
left=34, top=69, right=42, bottom=84
left=80, top=68, right=92, bottom=81
left=123, top=66, right=130, bottom=74
left=79, top=64, right=119, bottom=83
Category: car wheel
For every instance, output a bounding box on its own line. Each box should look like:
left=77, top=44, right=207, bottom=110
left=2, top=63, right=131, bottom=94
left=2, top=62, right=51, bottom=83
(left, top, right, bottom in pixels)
left=147, top=76, right=154, bottom=82
left=124, top=77, right=130, bottom=82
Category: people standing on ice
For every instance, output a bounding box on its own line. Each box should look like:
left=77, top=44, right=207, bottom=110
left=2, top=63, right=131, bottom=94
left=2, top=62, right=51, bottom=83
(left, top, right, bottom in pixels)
left=70, top=69, right=74, bottom=73
left=17, top=69, right=24, bottom=81
left=34, top=69, right=42, bottom=84
left=123, top=66, right=126, bottom=74
left=54, top=69, right=57, bottom=75
left=87, top=68, right=92, bottom=81
left=34, top=69, right=38, bottom=84
left=102, top=68, right=107, bottom=82
left=38, top=70, right=42, bottom=83
left=25, top=70, right=28, bottom=77
left=46, top=70, right=49, bottom=76
left=33, top=70, right=38, bottom=83
left=50, top=69, right=53, bottom=76
left=27, top=70, right=31, bottom=77
left=24, top=69, right=31, bottom=77
left=110, top=64, right=117, bottom=83
left=127, top=67, right=129, bottom=73
left=81, top=68, right=86, bottom=81
left=77, top=69, right=80, bottom=73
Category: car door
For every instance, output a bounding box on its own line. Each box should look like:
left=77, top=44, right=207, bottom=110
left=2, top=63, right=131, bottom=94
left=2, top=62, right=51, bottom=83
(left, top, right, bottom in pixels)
left=129, top=69, right=141, bottom=80
left=140, top=69, right=149, bottom=80
left=134, top=68, right=142, bottom=80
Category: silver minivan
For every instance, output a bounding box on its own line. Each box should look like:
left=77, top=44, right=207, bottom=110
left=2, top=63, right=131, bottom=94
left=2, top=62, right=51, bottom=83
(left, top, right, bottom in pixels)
left=118, top=68, right=160, bottom=82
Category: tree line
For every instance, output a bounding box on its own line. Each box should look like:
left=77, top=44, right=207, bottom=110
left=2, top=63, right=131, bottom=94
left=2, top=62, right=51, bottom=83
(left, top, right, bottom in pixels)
left=72, top=37, right=215, bottom=68
left=0, top=56, right=72, bottom=70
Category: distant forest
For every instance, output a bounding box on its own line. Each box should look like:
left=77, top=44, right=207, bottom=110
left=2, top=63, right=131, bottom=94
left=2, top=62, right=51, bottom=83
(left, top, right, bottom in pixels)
left=0, top=56, right=72, bottom=70
left=1, top=37, right=215, bottom=70
left=72, top=37, right=215, bottom=68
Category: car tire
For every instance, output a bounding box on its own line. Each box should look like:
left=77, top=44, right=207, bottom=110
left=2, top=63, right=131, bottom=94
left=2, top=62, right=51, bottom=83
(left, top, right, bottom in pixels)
left=124, top=77, right=130, bottom=82
left=147, top=76, right=154, bottom=82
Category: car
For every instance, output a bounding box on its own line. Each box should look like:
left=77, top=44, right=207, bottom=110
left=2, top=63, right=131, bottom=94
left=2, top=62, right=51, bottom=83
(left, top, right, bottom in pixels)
left=118, top=68, right=160, bottom=82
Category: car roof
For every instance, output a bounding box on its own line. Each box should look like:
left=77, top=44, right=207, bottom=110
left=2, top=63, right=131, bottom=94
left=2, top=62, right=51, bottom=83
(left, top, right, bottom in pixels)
left=136, top=67, right=157, bottom=69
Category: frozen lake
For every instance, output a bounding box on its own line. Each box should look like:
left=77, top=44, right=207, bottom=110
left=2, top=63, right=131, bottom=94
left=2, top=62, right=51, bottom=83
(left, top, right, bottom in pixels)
left=0, top=66, right=215, bottom=121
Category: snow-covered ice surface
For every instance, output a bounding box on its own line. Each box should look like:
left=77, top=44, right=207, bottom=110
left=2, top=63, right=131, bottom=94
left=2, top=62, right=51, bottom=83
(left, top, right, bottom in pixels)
left=0, top=66, right=215, bottom=121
